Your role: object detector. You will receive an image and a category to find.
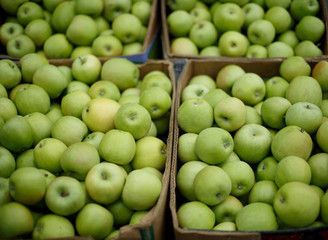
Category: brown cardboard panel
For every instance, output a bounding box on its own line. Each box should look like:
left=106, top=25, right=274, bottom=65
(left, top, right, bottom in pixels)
left=161, top=0, right=328, bottom=60
left=170, top=58, right=328, bottom=240
left=0, top=0, right=160, bottom=64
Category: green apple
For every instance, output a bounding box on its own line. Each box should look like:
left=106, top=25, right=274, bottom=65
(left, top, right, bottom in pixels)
left=0, top=22, right=24, bottom=46
left=312, top=60, right=328, bottom=91
left=260, top=96, right=291, bottom=129
left=244, top=105, right=262, bottom=125
left=0, top=115, right=33, bottom=153
left=285, top=102, right=323, bottom=135
left=89, top=81, right=120, bottom=101
left=129, top=211, right=148, bottom=225
left=195, top=127, right=234, bottom=165
left=0, top=84, right=8, bottom=98
left=24, top=112, right=53, bottom=146
left=214, top=96, right=246, bottom=132
left=294, top=40, right=323, bottom=58
left=295, top=15, right=325, bottom=43
left=277, top=30, right=300, bottom=49
left=275, top=155, right=312, bottom=188
left=85, top=162, right=126, bottom=205
left=264, top=6, right=292, bottom=34
left=0, top=146, right=15, bottom=178
left=102, top=0, right=131, bottom=22
left=75, top=203, right=114, bottom=240
left=211, top=195, right=243, bottom=224
left=141, top=71, right=172, bottom=95
left=45, top=176, right=86, bottom=216
left=279, top=56, right=311, bottom=82
left=122, top=42, right=143, bottom=56
left=114, top=103, right=152, bottom=139
left=216, top=64, right=245, bottom=95
left=0, top=202, right=34, bottom=238
left=231, top=72, right=266, bottom=106
left=43, top=0, right=71, bottom=13
left=267, top=41, right=294, bottom=58
left=66, top=14, right=98, bottom=46
left=265, top=76, right=289, bottom=98
left=33, top=64, right=68, bottom=99
left=167, top=0, right=197, bottom=11
left=94, top=16, right=110, bottom=34
left=193, top=165, right=232, bottom=206
left=98, top=129, right=136, bottom=165
left=273, top=181, right=320, bottom=228
left=101, top=58, right=139, bottom=91
left=189, top=20, right=218, bottom=49
left=50, top=1, right=76, bottom=33
left=0, top=177, right=11, bottom=206
left=242, top=3, right=265, bottom=29
left=290, top=0, right=320, bottom=21
left=75, top=0, right=103, bottom=16
left=0, top=97, right=17, bottom=122
left=181, top=83, right=209, bottom=102
left=83, top=131, right=104, bottom=149
left=178, top=133, right=200, bottom=163
left=71, top=46, right=93, bottom=59
left=16, top=2, right=44, bottom=26
left=213, top=222, right=236, bottom=231
left=25, top=19, right=52, bottom=48
left=32, top=214, right=75, bottom=239
left=316, top=121, right=328, bottom=152
left=176, top=160, right=208, bottom=201
left=248, top=180, right=277, bottom=205
left=190, top=7, right=211, bottom=23
left=66, top=80, right=90, bottom=94
left=61, top=90, right=91, bottom=118
left=285, top=76, right=322, bottom=106
left=203, top=88, right=230, bottom=109
left=167, top=10, right=193, bottom=37
left=71, top=54, right=102, bottom=85
left=265, top=0, right=291, bottom=8
left=271, top=125, right=313, bottom=161
left=9, top=167, right=46, bottom=205
left=199, top=46, right=221, bottom=56
left=245, top=44, right=268, bottom=58
left=131, top=1, right=151, bottom=25
left=170, top=37, right=199, bottom=55
left=221, top=160, right=255, bottom=197
left=46, top=102, right=64, bottom=123
left=43, top=33, right=73, bottom=59
left=177, top=201, right=215, bottom=230
left=219, top=31, right=249, bottom=57
left=107, top=199, right=134, bottom=227
left=51, top=115, right=89, bottom=146
left=247, top=19, right=276, bottom=46
left=6, top=34, right=36, bottom=58
left=0, top=0, right=29, bottom=15
left=112, top=13, right=142, bottom=44
left=188, top=74, right=216, bottom=91
left=321, top=190, right=328, bottom=224
left=233, top=123, right=272, bottom=164
left=82, top=98, right=121, bottom=133
left=19, top=53, right=49, bottom=83
left=213, top=3, right=244, bottom=32
left=91, top=35, right=123, bottom=57
left=0, top=59, right=21, bottom=90
left=236, top=202, right=278, bottom=231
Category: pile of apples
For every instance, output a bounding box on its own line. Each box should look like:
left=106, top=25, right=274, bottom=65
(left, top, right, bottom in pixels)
left=166, top=0, right=326, bottom=58
left=0, top=53, right=173, bottom=239
left=175, top=56, right=328, bottom=231
left=0, top=0, right=153, bottom=59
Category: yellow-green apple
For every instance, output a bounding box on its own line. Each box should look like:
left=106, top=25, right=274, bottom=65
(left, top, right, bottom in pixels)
left=189, top=20, right=218, bottom=49
left=101, top=58, right=139, bottom=91
left=91, top=35, right=123, bottom=57
left=131, top=1, right=151, bottom=25
left=312, top=60, right=328, bottom=92
left=122, top=168, right=162, bottom=210
left=285, top=76, right=322, bottom=106
left=89, top=80, right=120, bottom=101
left=233, top=123, right=272, bottom=164
left=45, top=176, right=86, bottom=216
left=214, top=97, right=246, bottom=132
left=294, top=40, right=323, bottom=57
left=25, top=19, right=52, bottom=48
left=170, top=37, right=199, bottom=55
left=71, top=46, right=93, bottom=59
left=107, top=199, right=134, bottom=227
left=60, top=142, right=100, bottom=180
left=290, top=0, right=320, bottom=21
left=167, top=0, right=197, bottom=11
left=267, top=41, right=294, bottom=58
left=285, top=102, right=323, bottom=135
left=66, top=80, right=90, bottom=94
left=264, top=6, right=292, bottom=34
left=0, top=84, right=7, bottom=98
left=16, top=2, right=44, bottom=26
left=177, top=98, right=213, bottom=133
left=167, top=10, right=193, bottom=37
left=265, top=0, right=291, bottom=8
left=32, top=214, right=75, bottom=239
left=265, top=76, right=289, bottom=98
left=24, top=112, right=53, bottom=146
left=0, top=59, right=21, bottom=90
left=219, top=31, right=249, bottom=57
left=188, top=74, right=216, bottom=91
left=247, top=19, right=275, bottom=46
left=0, top=97, right=17, bottom=122
left=275, top=155, right=312, bottom=187
left=94, top=16, right=110, bottom=34
left=38, top=169, right=56, bottom=187
left=0, top=115, right=34, bottom=153
left=0, top=0, right=29, bottom=15
left=213, top=3, right=244, bottom=32
left=236, top=202, right=278, bottom=231
left=211, top=195, right=243, bottom=224
left=248, top=180, right=277, bottom=205
left=307, top=153, right=328, bottom=188
left=57, top=65, right=73, bottom=85
left=181, top=83, right=210, bottom=102
left=141, top=71, right=172, bottom=95
left=178, top=133, right=200, bottom=163
left=46, top=102, right=64, bottom=123
left=0, top=177, right=11, bottom=206
left=129, top=211, right=148, bottom=225
left=85, top=162, right=126, bottom=205
left=75, top=203, right=114, bottom=240
left=51, top=115, right=89, bottom=146
left=245, top=105, right=262, bottom=125
left=190, top=7, right=211, bottom=23
left=221, top=160, right=255, bottom=197
left=260, top=96, right=291, bottom=129
left=0, top=202, right=34, bottom=238
left=316, top=121, right=328, bottom=152
left=242, top=3, right=264, bottom=29
left=177, top=201, right=215, bottom=230
left=71, top=54, right=102, bottom=85
left=0, top=146, right=15, bottom=178
left=98, top=129, right=136, bottom=165
left=216, top=64, right=245, bottom=94
left=61, top=90, right=91, bottom=118
left=279, top=56, right=311, bottom=82
left=112, top=13, right=142, bottom=44
left=193, top=165, right=232, bottom=206
left=43, top=33, right=73, bottom=59
left=83, top=131, right=104, bottom=149
left=321, top=190, right=328, bottom=224
left=203, top=88, right=230, bottom=109
left=66, top=14, right=98, bottom=46
left=195, top=127, right=234, bottom=165
left=271, top=125, right=313, bottom=161
left=213, top=222, right=236, bottom=231
left=16, top=149, right=35, bottom=168
left=75, top=0, right=103, bottom=16
left=199, top=45, right=221, bottom=57
left=114, top=103, right=152, bottom=139
left=231, top=72, right=266, bottom=106
left=295, top=15, right=325, bottom=43
left=9, top=167, right=47, bottom=205
left=176, top=160, right=208, bottom=201
left=274, top=181, right=320, bottom=228
left=82, top=98, right=121, bottom=133
left=50, top=1, right=76, bottom=33
left=277, top=30, right=300, bottom=48
left=19, top=53, right=49, bottom=83
left=102, top=0, right=131, bottom=22
left=245, top=44, right=268, bottom=58
left=0, top=22, right=24, bottom=47
left=122, top=42, right=143, bottom=56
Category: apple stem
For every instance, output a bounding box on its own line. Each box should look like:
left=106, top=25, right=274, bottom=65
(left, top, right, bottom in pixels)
left=61, top=191, right=69, bottom=197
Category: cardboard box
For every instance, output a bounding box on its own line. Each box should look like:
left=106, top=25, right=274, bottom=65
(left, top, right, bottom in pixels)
left=161, top=0, right=328, bottom=60
left=170, top=58, right=328, bottom=240
left=0, top=0, right=160, bottom=64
